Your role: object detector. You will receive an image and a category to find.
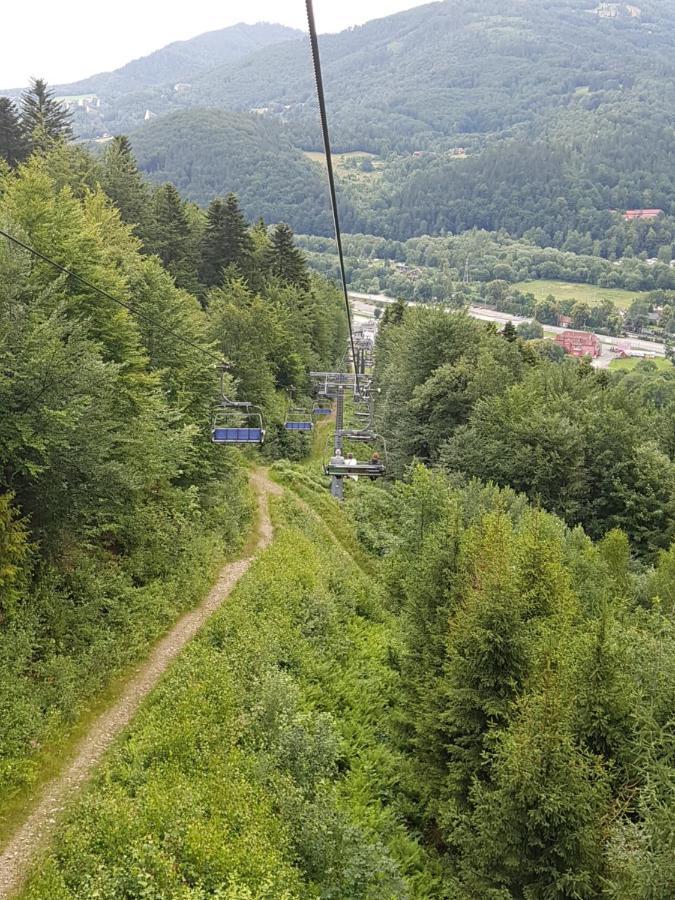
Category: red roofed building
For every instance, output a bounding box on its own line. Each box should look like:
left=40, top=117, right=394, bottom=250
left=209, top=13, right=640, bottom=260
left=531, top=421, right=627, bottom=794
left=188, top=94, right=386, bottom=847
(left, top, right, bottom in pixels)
left=555, top=330, right=601, bottom=358
left=623, top=209, right=664, bottom=221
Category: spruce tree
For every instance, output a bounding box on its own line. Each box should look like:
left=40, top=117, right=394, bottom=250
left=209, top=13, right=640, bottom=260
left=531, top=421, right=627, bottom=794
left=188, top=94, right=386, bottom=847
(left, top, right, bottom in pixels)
left=502, top=320, right=518, bottom=342
left=465, top=679, right=610, bottom=897
left=248, top=216, right=271, bottom=293
left=0, top=97, right=28, bottom=167
left=100, top=135, right=150, bottom=230
left=265, top=223, right=309, bottom=290
left=20, top=78, right=72, bottom=152
left=198, top=194, right=253, bottom=288
left=147, top=183, right=198, bottom=291
left=440, top=512, right=528, bottom=813
left=0, top=492, right=29, bottom=622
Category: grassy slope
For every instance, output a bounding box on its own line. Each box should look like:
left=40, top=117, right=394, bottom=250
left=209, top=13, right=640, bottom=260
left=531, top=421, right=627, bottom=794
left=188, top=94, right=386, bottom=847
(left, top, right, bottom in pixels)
left=20, top=485, right=436, bottom=899
left=609, top=356, right=672, bottom=371
left=514, top=279, right=644, bottom=310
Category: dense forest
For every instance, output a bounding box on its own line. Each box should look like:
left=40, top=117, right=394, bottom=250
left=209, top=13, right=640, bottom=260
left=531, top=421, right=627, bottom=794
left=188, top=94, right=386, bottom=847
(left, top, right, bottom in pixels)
left=0, top=101, right=346, bottom=827
left=48, top=0, right=675, bottom=155
left=374, top=303, right=675, bottom=557
left=129, top=109, right=334, bottom=234
left=299, top=229, right=675, bottom=295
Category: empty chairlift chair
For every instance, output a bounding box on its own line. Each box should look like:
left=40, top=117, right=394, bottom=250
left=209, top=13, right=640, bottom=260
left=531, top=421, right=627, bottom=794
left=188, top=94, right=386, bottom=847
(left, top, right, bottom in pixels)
left=284, top=406, right=314, bottom=433
left=212, top=401, right=265, bottom=445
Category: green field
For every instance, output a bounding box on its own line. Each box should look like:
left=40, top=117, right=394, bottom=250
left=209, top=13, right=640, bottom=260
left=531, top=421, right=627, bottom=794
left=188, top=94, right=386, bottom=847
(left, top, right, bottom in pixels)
left=514, top=280, right=644, bottom=310
left=609, top=356, right=671, bottom=371
left=304, top=150, right=383, bottom=180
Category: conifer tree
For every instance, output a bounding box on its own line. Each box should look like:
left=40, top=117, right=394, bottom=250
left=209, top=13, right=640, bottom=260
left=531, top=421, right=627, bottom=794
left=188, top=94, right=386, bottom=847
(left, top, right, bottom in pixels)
left=146, top=183, right=199, bottom=292
left=0, top=97, right=28, bottom=167
left=502, top=320, right=518, bottom=342
left=248, top=216, right=271, bottom=293
left=20, top=78, right=72, bottom=152
left=380, top=297, right=406, bottom=328
left=199, top=193, right=253, bottom=288
left=440, top=512, right=527, bottom=813
left=100, top=135, right=150, bottom=230
left=265, top=223, right=310, bottom=290
left=0, top=493, right=29, bottom=622
left=465, top=679, right=610, bottom=897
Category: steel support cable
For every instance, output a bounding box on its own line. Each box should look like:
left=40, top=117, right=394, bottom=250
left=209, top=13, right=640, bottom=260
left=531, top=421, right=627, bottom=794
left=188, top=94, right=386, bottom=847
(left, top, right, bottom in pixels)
left=304, top=0, right=361, bottom=396
left=0, top=227, right=223, bottom=364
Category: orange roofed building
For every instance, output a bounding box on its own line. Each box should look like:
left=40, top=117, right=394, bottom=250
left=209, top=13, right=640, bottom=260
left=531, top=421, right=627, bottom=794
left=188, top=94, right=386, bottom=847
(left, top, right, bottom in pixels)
left=623, top=209, right=664, bottom=221
left=555, top=330, right=601, bottom=358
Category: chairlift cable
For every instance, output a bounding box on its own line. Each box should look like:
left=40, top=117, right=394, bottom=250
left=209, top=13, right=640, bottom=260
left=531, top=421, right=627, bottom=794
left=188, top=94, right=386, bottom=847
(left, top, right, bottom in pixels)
left=304, top=0, right=361, bottom=397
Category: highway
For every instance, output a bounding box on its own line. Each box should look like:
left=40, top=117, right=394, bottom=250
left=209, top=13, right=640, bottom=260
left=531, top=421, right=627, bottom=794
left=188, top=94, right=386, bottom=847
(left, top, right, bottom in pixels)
left=348, top=292, right=666, bottom=364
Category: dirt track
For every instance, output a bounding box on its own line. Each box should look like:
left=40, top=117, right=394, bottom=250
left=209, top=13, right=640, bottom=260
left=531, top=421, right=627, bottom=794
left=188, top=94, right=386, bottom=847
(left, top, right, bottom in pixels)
left=0, top=469, right=282, bottom=899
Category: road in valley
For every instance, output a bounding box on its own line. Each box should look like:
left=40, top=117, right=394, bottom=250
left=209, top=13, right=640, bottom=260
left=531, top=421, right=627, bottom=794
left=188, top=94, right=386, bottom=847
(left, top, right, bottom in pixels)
left=348, top=292, right=666, bottom=365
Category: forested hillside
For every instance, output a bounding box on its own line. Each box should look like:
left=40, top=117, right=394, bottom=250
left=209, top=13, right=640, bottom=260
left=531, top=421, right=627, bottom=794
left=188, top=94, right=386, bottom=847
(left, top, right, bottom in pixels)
left=58, top=23, right=302, bottom=96
left=58, top=0, right=675, bottom=153
left=189, top=0, right=675, bottom=150
left=6, top=0, right=674, bottom=254
left=0, top=125, right=346, bottom=830
left=129, top=109, right=334, bottom=234
left=374, top=303, right=675, bottom=556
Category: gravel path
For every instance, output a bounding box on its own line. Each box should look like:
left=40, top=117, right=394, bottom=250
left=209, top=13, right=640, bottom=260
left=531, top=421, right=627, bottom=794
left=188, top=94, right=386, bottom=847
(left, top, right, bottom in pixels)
left=0, top=469, right=282, bottom=899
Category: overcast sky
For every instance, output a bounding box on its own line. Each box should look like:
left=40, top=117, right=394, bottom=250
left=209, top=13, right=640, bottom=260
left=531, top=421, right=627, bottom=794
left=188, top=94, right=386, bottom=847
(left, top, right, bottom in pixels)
left=2, top=0, right=435, bottom=88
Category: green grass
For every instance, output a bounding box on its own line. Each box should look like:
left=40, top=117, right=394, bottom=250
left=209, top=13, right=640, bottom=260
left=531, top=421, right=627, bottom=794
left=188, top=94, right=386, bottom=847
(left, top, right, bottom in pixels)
left=304, top=150, right=383, bottom=181
left=21, top=496, right=432, bottom=899
left=609, top=356, right=672, bottom=371
left=514, top=280, right=644, bottom=310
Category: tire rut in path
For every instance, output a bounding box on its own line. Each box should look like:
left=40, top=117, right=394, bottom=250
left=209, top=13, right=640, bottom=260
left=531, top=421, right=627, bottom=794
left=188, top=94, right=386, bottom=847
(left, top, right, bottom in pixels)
left=0, top=469, right=282, bottom=899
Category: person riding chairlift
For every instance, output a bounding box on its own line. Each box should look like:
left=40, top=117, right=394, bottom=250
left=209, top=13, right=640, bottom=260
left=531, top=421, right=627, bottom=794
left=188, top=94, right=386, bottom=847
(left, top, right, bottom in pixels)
left=329, top=448, right=343, bottom=468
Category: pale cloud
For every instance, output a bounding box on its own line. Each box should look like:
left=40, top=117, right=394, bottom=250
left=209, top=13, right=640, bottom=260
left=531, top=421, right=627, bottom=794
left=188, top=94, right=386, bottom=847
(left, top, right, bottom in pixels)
left=2, top=0, right=436, bottom=88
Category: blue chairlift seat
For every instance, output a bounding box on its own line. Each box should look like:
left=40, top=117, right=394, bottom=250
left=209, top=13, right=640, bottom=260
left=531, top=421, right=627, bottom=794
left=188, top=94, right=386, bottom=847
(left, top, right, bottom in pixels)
left=212, top=426, right=264, bottom=444
left=211, top=403, right=265, bottom=445
left=284, top=421, right=313, bottom=432
left=284, top=406, right=314, bottom=433
left=313, top=407, right=332, bottom=416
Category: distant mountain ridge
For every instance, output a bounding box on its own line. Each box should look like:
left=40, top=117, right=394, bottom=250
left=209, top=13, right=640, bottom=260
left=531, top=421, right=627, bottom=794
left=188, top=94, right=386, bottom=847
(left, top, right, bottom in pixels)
left=5, top=22, right=302, bottom=97
left=185, top=0, right=675, bottom=153
left=41, top=0, right=675, bottom=155
left=6, top=1, right=675, bottom=249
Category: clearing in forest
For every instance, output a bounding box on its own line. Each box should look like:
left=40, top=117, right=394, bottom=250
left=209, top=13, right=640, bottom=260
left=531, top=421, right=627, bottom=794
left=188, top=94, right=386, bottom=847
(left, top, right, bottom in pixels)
left=514, top=279, right=644, bottom=309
